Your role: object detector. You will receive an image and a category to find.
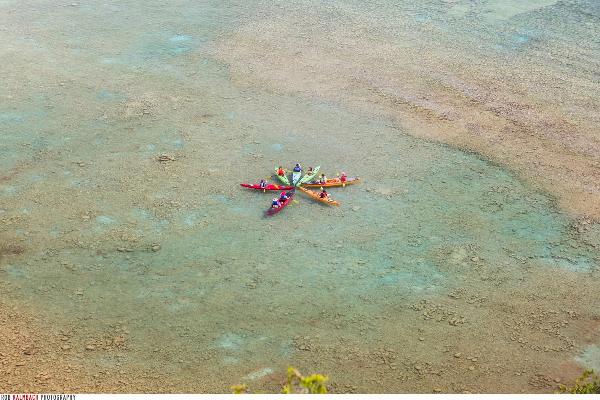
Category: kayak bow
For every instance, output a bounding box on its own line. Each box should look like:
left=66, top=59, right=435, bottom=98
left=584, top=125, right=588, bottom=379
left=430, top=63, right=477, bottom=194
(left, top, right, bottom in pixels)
left=292, top=171, right=302, bottom=186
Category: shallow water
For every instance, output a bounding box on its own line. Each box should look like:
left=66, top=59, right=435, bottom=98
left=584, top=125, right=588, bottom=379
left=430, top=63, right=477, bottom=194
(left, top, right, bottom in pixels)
left=1, top=0, right=599, bottom=393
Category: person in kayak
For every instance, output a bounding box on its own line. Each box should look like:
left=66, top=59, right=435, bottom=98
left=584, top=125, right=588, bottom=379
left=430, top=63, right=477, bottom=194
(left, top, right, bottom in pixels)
left=319, top=173, right=327, bottom=184
left=293, top=163, right=302, bottom=173
left=271, top=198, right=280, bottom=208
left=340, top=172, right=347, bottom=183
left=307, top=166, right=314, bottom=176
left=259, top=179, right=267, bottom=189
left=319, top=188, right=329, bottom=199
left=279, top=191, right=289, bottom=202
left=277, top=166, right=286, bottom=176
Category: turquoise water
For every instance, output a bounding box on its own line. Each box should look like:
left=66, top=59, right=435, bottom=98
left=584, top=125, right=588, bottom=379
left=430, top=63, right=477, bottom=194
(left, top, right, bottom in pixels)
left=1, top=0, right=599, bottom=393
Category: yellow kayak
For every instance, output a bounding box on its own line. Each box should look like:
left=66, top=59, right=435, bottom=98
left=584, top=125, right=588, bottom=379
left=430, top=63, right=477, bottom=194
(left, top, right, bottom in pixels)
left=302, top=176, right=360, bottom=188
left=298, top=186, right=340, bottom=206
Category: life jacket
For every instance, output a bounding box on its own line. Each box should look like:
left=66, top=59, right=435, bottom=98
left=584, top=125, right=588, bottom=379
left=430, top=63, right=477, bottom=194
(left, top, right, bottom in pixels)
left=320, top=192, right=327, bottom=198
left=272, top=199, right=279, bottom=206
left=260, top=181, right=267, bottom=188
left=293, top=166, right=301, bottom=172
left=340, top=175, right=347, bottom=182
left=277, top=168, right=285, bottom=175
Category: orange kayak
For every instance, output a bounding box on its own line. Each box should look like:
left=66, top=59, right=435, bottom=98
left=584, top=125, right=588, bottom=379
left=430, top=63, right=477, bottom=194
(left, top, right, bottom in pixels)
left=298, top=186, right=340, bottom=206
left=302, top=176, right=360, bottom=188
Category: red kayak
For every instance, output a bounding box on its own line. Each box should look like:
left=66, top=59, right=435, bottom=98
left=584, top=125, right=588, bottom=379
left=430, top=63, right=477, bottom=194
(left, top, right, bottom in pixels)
left=241, top=183, right=294, bottom=191
left=265, top=191, right=295, bottom=216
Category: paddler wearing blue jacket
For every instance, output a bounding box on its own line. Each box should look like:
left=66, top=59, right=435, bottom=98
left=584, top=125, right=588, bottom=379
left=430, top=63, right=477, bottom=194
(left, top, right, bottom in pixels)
left=293, top=163, right=302, bottom=173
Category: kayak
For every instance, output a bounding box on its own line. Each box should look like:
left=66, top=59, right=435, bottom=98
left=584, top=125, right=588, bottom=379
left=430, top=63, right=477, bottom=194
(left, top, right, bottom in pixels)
left=298, top=186, right=340, bottom=206
left=298, top=165, right=321, bottom=185
left=265, top=191, right=295, bottom=216
left=275, top=170, right=291, bottom=186
left=302, top=176, right=360, bottom=188
left=292, top=170, right=302, bottom=186
left=240, top=183, right=294, bottom=191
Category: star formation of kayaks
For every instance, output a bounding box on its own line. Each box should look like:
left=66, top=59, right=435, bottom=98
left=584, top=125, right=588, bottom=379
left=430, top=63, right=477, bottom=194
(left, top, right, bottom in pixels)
left=239, top=164, right=361, bottom=216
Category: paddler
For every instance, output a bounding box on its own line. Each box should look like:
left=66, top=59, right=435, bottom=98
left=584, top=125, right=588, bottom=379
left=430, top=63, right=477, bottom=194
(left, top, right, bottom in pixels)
left=319, top=173, right=327, bottom=184
left=319, top=188, right=329, bottom=199
left=293, top=163, right=302, bottom=173
left=307, top=166, right=314, bottom=176
left=279, top=191, right=289, bottom=203
left=271, top=198, right=280, bottom=208
left=277, top=166, right=286, bottom=176
left=259, top=179, right=267, bottom=189
left=340, top=172, right=347, bottom=183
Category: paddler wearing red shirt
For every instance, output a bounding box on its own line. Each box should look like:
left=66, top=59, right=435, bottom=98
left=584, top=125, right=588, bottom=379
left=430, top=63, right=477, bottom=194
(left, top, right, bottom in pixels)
left=277, top=166, right=285, bottom=176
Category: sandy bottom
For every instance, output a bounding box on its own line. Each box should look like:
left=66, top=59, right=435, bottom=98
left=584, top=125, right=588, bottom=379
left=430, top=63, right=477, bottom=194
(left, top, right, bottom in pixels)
left=1, top=0, right=599, bottom=393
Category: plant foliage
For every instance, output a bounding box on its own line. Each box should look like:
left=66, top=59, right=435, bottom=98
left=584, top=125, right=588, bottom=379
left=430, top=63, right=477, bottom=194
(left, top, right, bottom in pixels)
left=559, top=370, right=600, bottom=394
left=232, top=367, right=329, bottom=394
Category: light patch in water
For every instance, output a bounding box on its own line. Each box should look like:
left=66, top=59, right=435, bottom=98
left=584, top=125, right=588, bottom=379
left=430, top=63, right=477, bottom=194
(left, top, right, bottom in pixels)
left=170, top=34, right=192, bottom=43
left=244, top=367, right=274, bottom=381
left=96, top=215, right=117, bottom=225
left=216, top=333, right=243, bottom=351
left=414, top=14, right=430, bottom=23
left=183, top=211, right=204, bottom=227
left=483, top=0, right=559, bottom=20
left=0, top=113, right=25, bottom=124
left=222, top=356, right=239, bottom=365
left=575, top=345, right=600, bottom=371
left=98, top=89, right=126, bottom=102
left=271, top=143, right=284, bottom=152
left=2, top=186, right=17, bottom=196
left=173, top=138, right=184, bottom=149
left=4, top=265, right=27, bottom=279
left=130, top=208, right=154, bottom=222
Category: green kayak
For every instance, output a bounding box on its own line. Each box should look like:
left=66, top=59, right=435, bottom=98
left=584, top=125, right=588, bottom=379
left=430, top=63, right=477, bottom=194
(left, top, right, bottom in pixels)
left=275, top=169, right=291, bottom=186
left=298, top=165, right=321, bottom=185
